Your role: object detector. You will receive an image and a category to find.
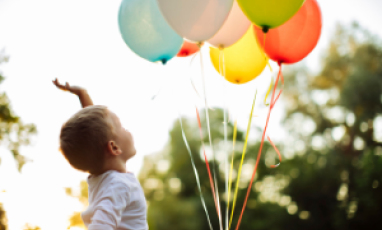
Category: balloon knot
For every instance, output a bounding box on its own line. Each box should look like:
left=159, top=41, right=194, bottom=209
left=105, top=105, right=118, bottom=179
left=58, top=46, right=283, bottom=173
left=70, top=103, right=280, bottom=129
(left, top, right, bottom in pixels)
left=262, top=26, right=269, bottom=33
left=161, top=59, right=167, bottom=65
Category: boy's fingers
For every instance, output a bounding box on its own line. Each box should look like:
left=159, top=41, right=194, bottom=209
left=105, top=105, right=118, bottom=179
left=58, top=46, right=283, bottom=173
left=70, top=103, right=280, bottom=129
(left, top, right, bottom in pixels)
left=53, top=82, right=61, bottom=88
left=52, top=80, right=69, bottom=91
left=53, top=79, right=64, bottom=89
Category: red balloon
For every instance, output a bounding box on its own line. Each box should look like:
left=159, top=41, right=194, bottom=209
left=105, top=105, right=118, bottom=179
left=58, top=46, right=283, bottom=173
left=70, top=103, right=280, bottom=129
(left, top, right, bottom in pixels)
left=255, top=0, right=322, bottom=65
left=176, top=40, right=200, bottom=57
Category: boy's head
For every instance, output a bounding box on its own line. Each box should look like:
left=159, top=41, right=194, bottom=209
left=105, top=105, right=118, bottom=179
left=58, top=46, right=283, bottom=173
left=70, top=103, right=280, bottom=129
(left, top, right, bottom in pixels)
left=59, top=105, right=136, bottom=174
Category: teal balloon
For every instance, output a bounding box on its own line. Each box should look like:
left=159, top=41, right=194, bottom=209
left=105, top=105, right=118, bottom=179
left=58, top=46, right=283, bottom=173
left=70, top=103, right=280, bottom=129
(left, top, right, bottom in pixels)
left=118, top=0, right=183, bottom=64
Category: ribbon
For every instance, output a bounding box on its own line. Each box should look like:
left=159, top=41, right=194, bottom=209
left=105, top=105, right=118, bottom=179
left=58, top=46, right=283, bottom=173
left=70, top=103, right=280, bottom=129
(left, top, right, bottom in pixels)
left=218, top=48, right=230, bottom=230
left=227, top=120, right=237, bottom=229
left=178, top=115, right=214, bottom=230
left=196, top=107, right=220, bottom=220
left=229, top=89, right=257, bottom=229
left=261, top=33, right=274, bottom=108
left=264, top=76, right=274, bottom=106
left=235, top=63, right=284, bottom=230
left=267, top=135, right=282, bottom=168
left=189, top=52, right=202, bottom=99
left=198, top=43, right=223, bottom=230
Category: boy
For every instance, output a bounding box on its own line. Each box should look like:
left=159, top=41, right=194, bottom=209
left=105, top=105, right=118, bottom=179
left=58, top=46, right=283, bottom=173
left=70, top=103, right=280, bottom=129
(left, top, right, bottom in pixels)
left=53, top=79, right=148, bottom=230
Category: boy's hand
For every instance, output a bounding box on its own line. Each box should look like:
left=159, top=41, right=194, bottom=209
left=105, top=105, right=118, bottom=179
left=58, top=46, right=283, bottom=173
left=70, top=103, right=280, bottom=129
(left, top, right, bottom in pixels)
left=52, top=78, right=94, bottom=108
left=52, top=78, right=85, bottom=96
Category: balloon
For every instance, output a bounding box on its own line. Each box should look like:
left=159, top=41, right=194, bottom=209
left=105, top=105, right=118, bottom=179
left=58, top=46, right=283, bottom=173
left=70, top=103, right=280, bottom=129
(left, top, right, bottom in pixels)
left=208, top=0, right=251, bottom=48
left=118, top=0, right=183, bottom=64
left=254, top=0, right=322, bottom=64
left=237, top=0, right=305, bottom=32
left=156, top=0, right=233, bottom=42
left=177, top=41, right=200, bottom=57
left=210, top=27, right=267, bottom=84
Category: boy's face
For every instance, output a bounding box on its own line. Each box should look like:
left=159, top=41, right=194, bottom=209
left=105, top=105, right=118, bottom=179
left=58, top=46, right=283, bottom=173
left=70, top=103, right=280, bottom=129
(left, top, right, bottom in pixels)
left=108, top=110, right=136, bottom=161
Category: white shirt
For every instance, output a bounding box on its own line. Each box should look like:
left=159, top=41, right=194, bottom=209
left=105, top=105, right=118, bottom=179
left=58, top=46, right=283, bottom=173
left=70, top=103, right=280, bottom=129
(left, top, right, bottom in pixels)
left=81, top=170, right=148, bottom=230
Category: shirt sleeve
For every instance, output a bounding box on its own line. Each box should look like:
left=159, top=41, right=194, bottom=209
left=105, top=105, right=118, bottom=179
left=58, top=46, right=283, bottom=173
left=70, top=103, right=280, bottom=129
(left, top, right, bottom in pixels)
left=88, top=183, right=130, bottom=230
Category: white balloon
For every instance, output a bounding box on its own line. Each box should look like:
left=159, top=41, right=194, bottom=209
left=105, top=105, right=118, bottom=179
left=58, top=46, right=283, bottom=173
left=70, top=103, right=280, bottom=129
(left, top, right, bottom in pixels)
left=156, top=0, right=234, bottom=42
left=208, top=0, right=251, bottom=48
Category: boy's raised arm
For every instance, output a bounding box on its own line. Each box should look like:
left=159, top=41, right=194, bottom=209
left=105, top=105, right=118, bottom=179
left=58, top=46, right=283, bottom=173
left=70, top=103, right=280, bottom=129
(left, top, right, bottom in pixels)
left=52, top=78, right=94, bottom=108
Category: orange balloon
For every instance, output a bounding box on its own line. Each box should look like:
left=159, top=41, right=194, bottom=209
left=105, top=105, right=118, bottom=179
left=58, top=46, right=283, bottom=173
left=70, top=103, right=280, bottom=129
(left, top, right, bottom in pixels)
left=176, top=41, right=200, bottom=57
left=255, top=0, right=322, bottom=64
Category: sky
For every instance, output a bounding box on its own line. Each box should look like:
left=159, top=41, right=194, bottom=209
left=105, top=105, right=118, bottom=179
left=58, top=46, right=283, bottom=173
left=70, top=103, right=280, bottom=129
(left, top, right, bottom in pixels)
left=0, top=0, right=382, bottom=229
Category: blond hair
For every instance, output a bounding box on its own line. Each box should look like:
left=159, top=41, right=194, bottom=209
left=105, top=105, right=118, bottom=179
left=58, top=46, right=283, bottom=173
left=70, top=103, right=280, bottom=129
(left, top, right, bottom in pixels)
left=59, top=105, right=114, bottom=174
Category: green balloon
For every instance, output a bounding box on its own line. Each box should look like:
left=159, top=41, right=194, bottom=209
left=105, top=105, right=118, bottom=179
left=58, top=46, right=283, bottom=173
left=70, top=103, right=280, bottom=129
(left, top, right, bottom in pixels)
left=237, top=0, right=306, bottom=32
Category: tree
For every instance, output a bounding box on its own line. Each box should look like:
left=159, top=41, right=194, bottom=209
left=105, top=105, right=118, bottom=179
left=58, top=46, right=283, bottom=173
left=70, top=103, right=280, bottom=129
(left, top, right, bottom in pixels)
left=0, top=203, right=7, bottom=230
left=65, top=181, right=88, bottom=229
left=23, top=224, right=41, bottom=230
left=277, top=22, right=382, bottom=230
left=0, top=51, right=37, bottom=230
left=0, top=51, right=37, bottom=171
left=138, top=22, right=382, bottom=230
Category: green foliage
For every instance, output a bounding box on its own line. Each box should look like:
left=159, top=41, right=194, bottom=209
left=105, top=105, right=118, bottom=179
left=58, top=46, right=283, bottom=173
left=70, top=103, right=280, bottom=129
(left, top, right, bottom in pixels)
left=22, top=224, right=41, bottom=230
left=66, top=180, right=88, bottom=229
left=69, top=212, right=85, bottom=229
left=139, top=22, right=382, bottom=230
left=0, top=203, right=7, bottom=230
left=0, top=51, right=37, bottom=230
left=0, top=52, right=37, bottom=171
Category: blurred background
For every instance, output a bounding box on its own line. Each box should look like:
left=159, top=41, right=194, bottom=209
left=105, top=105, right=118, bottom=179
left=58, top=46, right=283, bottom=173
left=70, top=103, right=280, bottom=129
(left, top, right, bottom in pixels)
left=0, top=0, right=381, bottom=229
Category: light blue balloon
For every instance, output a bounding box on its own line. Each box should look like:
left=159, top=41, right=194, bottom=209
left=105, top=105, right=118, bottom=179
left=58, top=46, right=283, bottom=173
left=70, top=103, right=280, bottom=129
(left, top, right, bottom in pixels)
left=118, top=0, right=183, bottom=64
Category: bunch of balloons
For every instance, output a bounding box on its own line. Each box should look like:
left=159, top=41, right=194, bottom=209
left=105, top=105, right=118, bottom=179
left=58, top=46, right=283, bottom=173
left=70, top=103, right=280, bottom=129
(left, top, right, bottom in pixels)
left=118, top=0, right=322, bottom=230
left=118, top=0, right=321, bottom=83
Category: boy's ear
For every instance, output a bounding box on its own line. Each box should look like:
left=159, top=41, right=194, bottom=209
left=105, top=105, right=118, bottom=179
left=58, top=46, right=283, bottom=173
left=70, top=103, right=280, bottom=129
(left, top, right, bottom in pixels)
left=106, top=140, right=122, bottom=156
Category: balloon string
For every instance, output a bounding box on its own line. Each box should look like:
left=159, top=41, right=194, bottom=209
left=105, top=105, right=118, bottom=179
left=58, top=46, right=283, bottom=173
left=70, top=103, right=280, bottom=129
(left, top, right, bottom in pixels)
left=229, top=89, right=257, bottom=229
left=227, top=120, right=237, bottom=230
left=218, top=48, right=225, bottom=230
left=151, top=88, right=162, bottom=101
left=261, top=32, right=273, bottom=72
left=218, top=48, right=229, bottom=230
left=219, top=48, right=223, bottom=80
left=235, top=64, right=283, bottom=230
left=267, top=62, right=273, bottom=72
left=262, top=32, right=266, bottom=54
left=199, top=44, right=223, bottom=230
left=196, top=107, right=220, bottom=218
left=189, top=52, right=202, bottom=99
left=267, top=135, right=282, bottom=168
left=263, top=36, right=274, bottom=106
left=264, top=74, right=274, bottom=106
left=270, top=71, right=284, bottom=108
left=280, top=68, right=285, bottom=84
left=150, top=64, right=170, bottom=100
left=271, top=89, right=283, bottom=108
left=178, top=115, right=214, bottom=230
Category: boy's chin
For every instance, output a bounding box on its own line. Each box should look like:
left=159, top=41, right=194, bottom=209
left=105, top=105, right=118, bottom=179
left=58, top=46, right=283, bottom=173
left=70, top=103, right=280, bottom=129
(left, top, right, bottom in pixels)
left=126, top=150, right=137, bottom=161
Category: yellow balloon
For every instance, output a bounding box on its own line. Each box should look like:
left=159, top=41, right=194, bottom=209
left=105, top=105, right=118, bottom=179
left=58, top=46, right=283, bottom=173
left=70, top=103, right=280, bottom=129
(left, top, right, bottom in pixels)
left=210, top=26, right=267, bottom=84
